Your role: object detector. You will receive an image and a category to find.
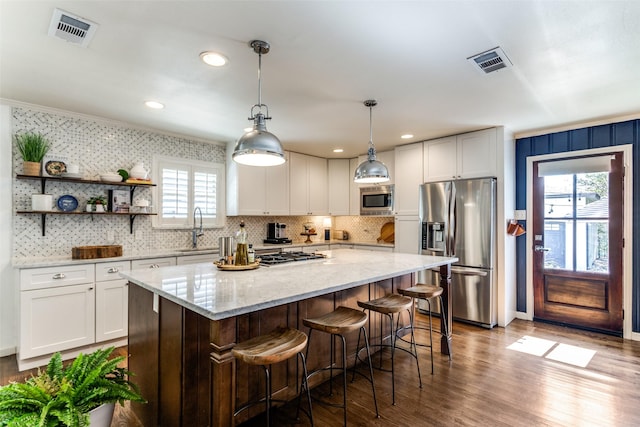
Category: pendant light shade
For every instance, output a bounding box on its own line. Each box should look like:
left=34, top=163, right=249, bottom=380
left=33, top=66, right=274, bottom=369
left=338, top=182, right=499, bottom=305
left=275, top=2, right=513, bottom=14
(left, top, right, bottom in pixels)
left=232, top=40, right=285, bottom=167
left=354, top=100, right=390, bottom=183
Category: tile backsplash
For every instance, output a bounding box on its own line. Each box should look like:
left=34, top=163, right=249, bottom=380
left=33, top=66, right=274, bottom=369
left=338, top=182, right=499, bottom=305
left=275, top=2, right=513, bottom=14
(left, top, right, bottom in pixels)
left=11, top=106, right=393, bottom=259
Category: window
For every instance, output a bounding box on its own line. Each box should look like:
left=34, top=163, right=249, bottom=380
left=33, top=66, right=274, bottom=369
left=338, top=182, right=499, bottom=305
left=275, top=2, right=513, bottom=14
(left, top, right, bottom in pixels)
left=153, top=155, right=225, bottom=228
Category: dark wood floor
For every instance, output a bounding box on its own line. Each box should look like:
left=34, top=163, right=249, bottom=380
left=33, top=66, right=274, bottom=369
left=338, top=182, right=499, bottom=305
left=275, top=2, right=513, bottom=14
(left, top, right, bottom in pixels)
left=3, top=315, right=640, bottom=426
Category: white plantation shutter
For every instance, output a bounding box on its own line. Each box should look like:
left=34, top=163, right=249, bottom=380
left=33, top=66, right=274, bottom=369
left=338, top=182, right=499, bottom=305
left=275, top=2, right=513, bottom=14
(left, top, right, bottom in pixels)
left=154, top=156, right=225, bottom=228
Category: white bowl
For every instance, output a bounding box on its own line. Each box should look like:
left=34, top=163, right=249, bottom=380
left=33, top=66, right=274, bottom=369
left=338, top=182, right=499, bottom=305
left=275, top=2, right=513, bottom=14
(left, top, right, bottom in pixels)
left=100, top=173, right=122, bottom=182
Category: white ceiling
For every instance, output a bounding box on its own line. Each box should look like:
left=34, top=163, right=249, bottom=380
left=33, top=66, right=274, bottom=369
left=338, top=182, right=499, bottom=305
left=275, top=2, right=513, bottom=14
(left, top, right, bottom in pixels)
left=2, top=1, right=640, bottom=158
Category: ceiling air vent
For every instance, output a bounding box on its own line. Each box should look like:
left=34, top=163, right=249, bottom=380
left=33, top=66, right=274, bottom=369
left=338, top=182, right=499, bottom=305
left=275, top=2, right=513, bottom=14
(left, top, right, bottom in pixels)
left=467, top=47, right=512, bottom=74
left=48, top=8, right=98, bottom=47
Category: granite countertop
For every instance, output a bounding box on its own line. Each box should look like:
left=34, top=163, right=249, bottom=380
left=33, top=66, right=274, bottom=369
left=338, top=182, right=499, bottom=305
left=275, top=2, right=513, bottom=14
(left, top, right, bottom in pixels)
left=11, top=240, right=394, bottom=268
left=120, top=249, right=457, bottom=321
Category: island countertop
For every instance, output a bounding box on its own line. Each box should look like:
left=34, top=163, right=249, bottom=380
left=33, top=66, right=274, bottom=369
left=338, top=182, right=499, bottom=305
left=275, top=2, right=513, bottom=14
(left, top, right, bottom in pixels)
left=120, top=249, right=458, bottom=321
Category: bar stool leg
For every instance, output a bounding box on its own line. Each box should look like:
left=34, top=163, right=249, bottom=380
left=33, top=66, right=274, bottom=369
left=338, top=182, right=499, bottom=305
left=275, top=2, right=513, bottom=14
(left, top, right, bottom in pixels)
left=339, top=335, right=348, bottom=426
left=406, top=305, right=423, bottom=386
left=361, top=326, right=380, bottom=418
left=299, top=352, right=314, bottom=426
left=263, top=365, right=271, bottom=427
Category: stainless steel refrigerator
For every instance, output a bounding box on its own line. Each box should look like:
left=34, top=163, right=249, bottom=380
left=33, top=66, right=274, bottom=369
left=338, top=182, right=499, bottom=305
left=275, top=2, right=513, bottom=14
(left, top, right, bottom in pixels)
left=418, top=178, right=497, bottom=328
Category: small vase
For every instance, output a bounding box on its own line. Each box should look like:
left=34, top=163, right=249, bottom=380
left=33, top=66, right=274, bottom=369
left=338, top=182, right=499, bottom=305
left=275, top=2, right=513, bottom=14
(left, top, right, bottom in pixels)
left=23, top=161, right=41, bottom=176
left=95, top=204, right=105, bottom=213
left=86, top=204, right=93, bottom=212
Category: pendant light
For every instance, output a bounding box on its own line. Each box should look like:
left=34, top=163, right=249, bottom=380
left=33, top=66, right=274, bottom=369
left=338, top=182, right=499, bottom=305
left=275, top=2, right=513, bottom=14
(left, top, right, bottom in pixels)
left=232, top=40, right=285, bottom=166
left=354, top=99, right=390, bottom=183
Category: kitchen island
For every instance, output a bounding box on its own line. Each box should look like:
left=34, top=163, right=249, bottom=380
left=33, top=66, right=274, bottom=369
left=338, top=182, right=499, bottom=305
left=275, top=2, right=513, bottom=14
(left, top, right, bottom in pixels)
left=121, top=249, right=457, bottom=426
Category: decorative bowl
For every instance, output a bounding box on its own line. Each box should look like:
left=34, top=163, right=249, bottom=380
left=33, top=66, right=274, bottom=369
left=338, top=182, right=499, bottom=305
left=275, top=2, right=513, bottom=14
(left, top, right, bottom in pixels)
left=100, top=172, right=122, bottom=182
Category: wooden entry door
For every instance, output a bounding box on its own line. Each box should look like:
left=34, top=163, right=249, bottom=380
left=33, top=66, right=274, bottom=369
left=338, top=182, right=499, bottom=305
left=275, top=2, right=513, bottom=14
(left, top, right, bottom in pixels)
left=532, top=152, right=624, bottom=335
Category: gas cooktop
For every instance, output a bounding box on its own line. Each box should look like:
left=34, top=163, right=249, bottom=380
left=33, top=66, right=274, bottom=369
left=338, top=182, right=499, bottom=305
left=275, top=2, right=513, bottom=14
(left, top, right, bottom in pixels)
left=259, top=251, right=326, bottom=266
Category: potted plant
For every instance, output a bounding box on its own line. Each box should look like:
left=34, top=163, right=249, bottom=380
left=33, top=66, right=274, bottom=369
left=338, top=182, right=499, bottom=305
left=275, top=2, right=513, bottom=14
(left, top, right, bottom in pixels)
left=0, top=346, right=145, bottom=427
left=15, top=132, right=50, bottom=176
left=87, top=196, right=107, bottom=212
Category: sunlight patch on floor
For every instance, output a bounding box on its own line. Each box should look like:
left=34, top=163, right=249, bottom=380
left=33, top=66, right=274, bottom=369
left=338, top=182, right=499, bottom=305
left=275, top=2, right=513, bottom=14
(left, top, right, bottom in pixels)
left=545, top=343, right=596, bottom=368
left=506, top=335, right=557, bottom=356
left=507, top=336, right=597, bottom=368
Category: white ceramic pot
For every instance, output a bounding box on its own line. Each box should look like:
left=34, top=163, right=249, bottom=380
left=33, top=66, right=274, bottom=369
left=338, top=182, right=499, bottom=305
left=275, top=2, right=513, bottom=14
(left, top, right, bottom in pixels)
left=95, top=204, right=105, bottom=212
left=130, top=162, right=149, bottom=179
left=88, top=403, right=115, bottom=427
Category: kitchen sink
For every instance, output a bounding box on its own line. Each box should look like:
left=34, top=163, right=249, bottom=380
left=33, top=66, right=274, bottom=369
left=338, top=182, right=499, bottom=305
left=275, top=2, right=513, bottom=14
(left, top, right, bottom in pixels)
left=177, top=247, right=217, bottom=253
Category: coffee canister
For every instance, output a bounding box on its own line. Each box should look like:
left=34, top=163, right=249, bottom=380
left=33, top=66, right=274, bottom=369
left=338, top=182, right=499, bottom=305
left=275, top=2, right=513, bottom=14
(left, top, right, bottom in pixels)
left=32, top=194, right=53, bottom=211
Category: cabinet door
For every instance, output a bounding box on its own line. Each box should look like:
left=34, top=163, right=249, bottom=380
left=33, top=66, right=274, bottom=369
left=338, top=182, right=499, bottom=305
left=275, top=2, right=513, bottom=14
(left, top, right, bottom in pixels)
left=394, top=143, right=423, bottom=215
left=20, top=264, right=95, bottom=291
left=289, top=152, right=309, bottom=215
left=234, top=164, right=267, bottom=215
left=457, top=128, right=497, bottom=178
left=424, top=136, right=457, bottom=182
left=176, top=254, right=216, bottom=265
left=290, top=153, right=328, bottom=215
left=328, top=159, right=350, bottom=215
left=349, top=158, right=360, bottom=215
left=307, top=155, right=328, bottom=215
left=131, top=257, right=176, bottom=270
left=95, top=279, right=128, bottom=341
left=376, top=150, right=395, bottom=186
left=264, top=152, right=290, bottom=215
left=394, top=216, right=421, bottom=254
left=20, top=284, right=95, bottom=359
left=95, top=260, right=131, bottom=282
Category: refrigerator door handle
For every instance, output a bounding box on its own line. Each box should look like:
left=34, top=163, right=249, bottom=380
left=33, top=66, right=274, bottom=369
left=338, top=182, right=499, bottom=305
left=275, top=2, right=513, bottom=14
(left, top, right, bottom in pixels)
left=430, top=266, right=488, bottom=277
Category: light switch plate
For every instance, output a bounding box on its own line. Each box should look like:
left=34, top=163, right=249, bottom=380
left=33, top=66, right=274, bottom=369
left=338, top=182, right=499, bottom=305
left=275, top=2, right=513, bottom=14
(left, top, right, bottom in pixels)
left=514, top=210, right=527, bottom=220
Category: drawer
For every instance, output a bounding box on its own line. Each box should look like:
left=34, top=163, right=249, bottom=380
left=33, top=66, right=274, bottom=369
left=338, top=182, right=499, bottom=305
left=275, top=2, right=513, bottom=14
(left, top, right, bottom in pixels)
left=20, top=264, right=95, bottom=291
left=95, top=260, right=132, bottom=282
left=131, top=257, right=176, bottom=270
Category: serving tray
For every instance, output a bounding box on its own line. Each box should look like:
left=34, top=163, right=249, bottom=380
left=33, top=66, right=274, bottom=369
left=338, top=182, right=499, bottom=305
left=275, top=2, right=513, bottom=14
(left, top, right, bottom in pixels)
left=214, top=260, right=261, bottom=271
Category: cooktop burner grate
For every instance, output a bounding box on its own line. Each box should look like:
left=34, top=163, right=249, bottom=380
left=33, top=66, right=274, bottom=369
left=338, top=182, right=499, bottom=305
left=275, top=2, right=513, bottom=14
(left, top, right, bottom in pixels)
left=259, top=251, right=325, bottom=266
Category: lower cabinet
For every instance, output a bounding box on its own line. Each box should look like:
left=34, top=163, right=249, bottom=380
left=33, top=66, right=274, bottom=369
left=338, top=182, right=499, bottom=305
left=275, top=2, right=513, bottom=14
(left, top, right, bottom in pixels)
left=18, top=260, right=131, bottom=370
left=20, top=283, right=96, bottom=360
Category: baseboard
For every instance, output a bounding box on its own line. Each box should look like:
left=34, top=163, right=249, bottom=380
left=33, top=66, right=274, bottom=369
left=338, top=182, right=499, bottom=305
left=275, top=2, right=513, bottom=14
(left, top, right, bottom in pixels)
left=0, top=346, right=16, bottom=357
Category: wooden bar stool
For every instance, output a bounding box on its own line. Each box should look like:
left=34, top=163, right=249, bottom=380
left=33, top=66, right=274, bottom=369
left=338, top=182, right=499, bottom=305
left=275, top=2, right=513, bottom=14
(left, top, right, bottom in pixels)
left=302, top=306, right=379, bottom=426
left=398, top=284, right=452, bottom=374
left=232, top=327, right=314, bottom=427
left=356, top=294, right=420, bottom=405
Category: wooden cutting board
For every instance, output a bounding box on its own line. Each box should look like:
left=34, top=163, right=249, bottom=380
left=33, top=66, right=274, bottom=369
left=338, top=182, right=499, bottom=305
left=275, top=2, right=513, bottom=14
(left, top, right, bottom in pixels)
left=377, top=222, right=395, bottom=243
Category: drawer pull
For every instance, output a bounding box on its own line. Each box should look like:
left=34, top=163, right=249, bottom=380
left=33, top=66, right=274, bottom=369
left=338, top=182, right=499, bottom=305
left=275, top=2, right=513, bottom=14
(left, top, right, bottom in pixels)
left=88, top=287, right=94, bottom=291
left=151, top=264, right=160, bottom=269
left=52, top=273, right=66, bottom=280
left=107, top=267, right=119, bottom=273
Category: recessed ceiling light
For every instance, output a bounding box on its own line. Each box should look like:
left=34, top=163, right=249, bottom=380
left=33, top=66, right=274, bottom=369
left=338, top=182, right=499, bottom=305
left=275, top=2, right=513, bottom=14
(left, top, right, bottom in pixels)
left=333, top=148, right=344, bottom=153
left=200, top=51, right=228, bottom=67
left=144, top=101, right=164, bottom=109
left=401, top=134, right=414, bottom=139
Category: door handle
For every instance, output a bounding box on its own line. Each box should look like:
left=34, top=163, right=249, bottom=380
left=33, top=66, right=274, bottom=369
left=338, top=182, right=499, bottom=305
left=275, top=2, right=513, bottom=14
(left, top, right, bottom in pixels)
left=534, top=245, right=550, bottom=252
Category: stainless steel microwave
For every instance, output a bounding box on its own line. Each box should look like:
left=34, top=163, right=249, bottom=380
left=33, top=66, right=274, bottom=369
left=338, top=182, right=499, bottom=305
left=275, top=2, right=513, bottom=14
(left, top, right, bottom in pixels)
left=360, top=185, right=394, bottom=215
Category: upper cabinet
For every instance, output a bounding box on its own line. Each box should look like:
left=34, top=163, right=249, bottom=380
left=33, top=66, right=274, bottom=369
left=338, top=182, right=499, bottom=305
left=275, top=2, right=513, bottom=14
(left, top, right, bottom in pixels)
left=289, top=152, right=328, bottom=215
left=393, top=143, right=423, bottom=215
left=226, top=146, right=290, bottom=216
left=328, top=159, right=350, bottom=216
left=424, top=128, right=497, bottom=182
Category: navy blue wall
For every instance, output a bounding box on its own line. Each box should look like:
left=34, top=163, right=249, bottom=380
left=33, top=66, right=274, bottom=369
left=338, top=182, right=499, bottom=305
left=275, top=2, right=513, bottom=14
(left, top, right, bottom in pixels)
left=515, top=119, right=639, bottom=332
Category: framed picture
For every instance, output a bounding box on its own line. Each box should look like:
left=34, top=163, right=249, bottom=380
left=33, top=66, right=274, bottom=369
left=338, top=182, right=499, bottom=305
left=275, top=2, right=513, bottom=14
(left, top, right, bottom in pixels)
left=41, top=154, right=69, bottom=177
left=109, top=189, right=131, bottom=213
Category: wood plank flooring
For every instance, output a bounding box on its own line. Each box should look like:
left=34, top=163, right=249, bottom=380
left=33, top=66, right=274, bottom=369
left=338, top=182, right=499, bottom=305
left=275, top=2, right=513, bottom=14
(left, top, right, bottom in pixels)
left=2, top=316, right=639, bottom=426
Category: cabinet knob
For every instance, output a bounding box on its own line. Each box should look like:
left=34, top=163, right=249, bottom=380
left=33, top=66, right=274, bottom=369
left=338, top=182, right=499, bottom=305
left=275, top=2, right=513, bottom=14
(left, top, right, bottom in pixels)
left=52, top=273, right=66, bottom=279
left=88, top=287, right=94, bottom=291
left=107, top=267, right=119, bottom=273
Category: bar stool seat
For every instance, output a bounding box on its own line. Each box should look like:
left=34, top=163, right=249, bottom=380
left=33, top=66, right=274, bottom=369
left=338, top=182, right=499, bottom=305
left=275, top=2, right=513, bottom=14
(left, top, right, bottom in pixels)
left=398, top=284, right=452, bottom=374
left=303, top=306, right=379, bottom=425
left=356, top=294, right=420, bottom=405
left=232, top=327, right=313, bottom=426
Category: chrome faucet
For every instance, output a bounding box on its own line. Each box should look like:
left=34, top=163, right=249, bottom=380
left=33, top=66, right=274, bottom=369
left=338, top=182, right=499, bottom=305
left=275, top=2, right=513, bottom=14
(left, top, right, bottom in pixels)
left=192, top=207, right=204, bottom=248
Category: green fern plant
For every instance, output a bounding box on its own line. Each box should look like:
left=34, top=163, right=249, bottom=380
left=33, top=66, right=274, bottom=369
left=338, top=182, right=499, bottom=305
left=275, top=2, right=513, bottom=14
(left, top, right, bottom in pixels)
left=0, top=347, right=145, bottom=427
left=15, top=133, right=50, bottom=162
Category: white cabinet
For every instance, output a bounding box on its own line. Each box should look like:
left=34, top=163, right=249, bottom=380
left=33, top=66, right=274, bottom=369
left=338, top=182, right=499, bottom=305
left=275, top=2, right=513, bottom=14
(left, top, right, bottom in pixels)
left=95, top=260, right=130, bottom=342
left=424, top=128, right=497, bottom=182
left=177, top=253, right=216, bottom=265
left=289, top=152, right=328, bottom=215
left=394, top=216, right=421, bottom=254
left=19, top=264, right=96, bottom=360
left=328, top=159, right=350, bottom=215
left=131, top=257, right=176, bottom=270
left=227, top=148, right=290, bottom=216
left=393, top=143, right=423, bottom=215
left=349, top=158, right=360, bottom=215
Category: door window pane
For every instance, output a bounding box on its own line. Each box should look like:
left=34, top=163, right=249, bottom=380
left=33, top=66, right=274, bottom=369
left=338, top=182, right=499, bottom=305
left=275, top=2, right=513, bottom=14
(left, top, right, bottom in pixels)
left=544, top=220, right=573, bottom=269
left=544, top=175, right=574, bottom=218
left=576, top=220, right=609, bottom=272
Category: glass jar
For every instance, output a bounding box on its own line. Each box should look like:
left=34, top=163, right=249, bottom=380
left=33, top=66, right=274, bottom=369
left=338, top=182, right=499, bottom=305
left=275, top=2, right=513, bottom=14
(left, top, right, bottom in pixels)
left=235, top=222, right=248, bottom=265
left=248, top=244, right=255, bottom=263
